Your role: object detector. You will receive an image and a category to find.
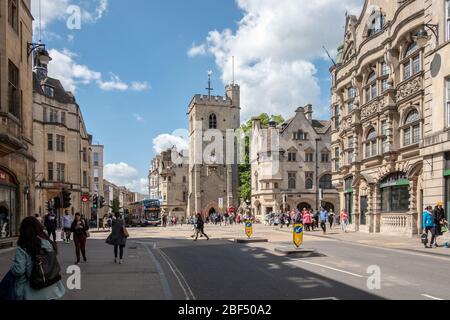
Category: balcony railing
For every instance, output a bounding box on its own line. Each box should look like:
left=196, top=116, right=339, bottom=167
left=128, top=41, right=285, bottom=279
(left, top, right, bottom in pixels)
left=380, top=214, right=409, bottom=233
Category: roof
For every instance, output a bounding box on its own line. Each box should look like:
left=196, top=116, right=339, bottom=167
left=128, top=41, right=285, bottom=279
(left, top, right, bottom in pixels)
left=33, top=73, right=76, bottom=104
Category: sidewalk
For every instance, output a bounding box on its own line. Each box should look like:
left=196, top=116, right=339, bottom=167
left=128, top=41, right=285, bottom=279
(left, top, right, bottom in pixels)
left=272, top=225, right=450, bottom=257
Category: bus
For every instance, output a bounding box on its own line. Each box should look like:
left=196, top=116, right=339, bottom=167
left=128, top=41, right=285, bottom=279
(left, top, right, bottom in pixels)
left=125, top=199, right=161, bottom=227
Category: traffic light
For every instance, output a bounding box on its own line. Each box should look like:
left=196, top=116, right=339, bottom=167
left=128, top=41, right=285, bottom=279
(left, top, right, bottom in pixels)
left=62, top=189, right=72, bottom=209
left=46, top=200, right=53, bottom=212
left=93, top=195, right=98, bottom=209
left=54, top=197, right=61, bottom=209
left=99, top=196, right=106, bottom=208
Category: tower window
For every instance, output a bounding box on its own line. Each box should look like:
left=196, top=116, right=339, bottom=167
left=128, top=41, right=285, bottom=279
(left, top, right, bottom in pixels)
left=209, top=114, right=217, bottom=129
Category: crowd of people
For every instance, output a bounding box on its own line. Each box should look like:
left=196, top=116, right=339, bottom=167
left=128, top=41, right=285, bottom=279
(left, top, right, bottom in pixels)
left=422, top=202, right=448, bottom=249
left=264, top=207, right=350, bottom=234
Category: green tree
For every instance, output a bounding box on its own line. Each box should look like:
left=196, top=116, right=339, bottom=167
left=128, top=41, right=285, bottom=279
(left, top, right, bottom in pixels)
left=239, top=114, right=285, bottom=201
left=110, top=197, right=121, bottom=215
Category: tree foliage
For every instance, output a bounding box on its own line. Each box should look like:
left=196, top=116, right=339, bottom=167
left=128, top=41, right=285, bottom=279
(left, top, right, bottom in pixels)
left=110, top=197, right=121, bottom=215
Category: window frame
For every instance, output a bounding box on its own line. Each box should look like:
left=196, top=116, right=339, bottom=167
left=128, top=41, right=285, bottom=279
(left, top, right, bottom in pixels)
left=47, top=134, right=53, bottom=151
left=402, top=42, right=421, bottom=81
left=319, top=174, right=333, bottom=190
left=447, top=0, right=450, bottom=41
left=8, top=0, right=19, bottom=33
left=8, top=60, right=20, bottom=118
left=56, top=163, right=66, bottom=182
left=446, top=77, right=450, bottom=127
left=56, top=135, right=66, bottom=152
left=305, top=152, right=314, bottom=163
left=47, top=162, right=54, bottom=181
left=402, top=109, right=421, bottom=146
left=288, top=152, right=297, bottom=162
left=305, top=172, right=314, bottom=190
left=288, top=172, right=296, bottom=190
left=365, top=128, right=378, bottom=158
left=208, top=113, right=217, bottom=129
left=364, top=70, right=378, bottom=103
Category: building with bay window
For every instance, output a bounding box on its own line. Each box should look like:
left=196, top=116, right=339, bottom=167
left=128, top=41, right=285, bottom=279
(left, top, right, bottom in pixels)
left=331, top=0, right=450, bottom=236
left=0, top=0, right=34, bottom=247
left=251, top=105, right=338, bottom=220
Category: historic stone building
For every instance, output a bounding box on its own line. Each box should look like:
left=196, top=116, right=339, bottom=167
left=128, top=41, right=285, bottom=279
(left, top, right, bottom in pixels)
left=0, top=0, right=34, bottom=246
left=149, top=156, right=161, bottom=200
left=330, top=0, right=450, bottom=236
left=251, top=105, right=338, bottom=220
left=33, top=67, right=93, bottom=219
left=152, top=147, right=188, bottom=219
left=187, top=84, right=240, bottom=217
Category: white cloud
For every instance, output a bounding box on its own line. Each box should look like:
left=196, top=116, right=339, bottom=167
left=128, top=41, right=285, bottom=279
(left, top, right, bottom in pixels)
left=189, top=0, right=363, bottom=119
left=31, top=0, right=109, bottom=36
left=104, top=163, right=148, bottom=194
left=131, top=81, right=151, bottom=91
left=187, top=43, right=207, bottom=57
left=47, top=48, right=101, bottom=92
left=97, top=73, right=129, bottom=91
left=153, top=133, right=189, bottom=154
left=133, top=113, right=145, bottom=122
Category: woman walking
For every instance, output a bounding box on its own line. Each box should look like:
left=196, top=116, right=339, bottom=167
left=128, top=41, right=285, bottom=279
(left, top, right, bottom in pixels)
left=328, top=209, right=335, bottom=230
left=71, top=213, right=89, bottom=265
left=194, top=213, right=209, bottom=241
left=106, top=212, right=128, bottom=264
left=340, top=209, right=349, bottom=233
left=423, top=206, right=436, bottom=248
left=303, top=209, right=312, bottom=231
left=8, top=217, right=65, bottom=300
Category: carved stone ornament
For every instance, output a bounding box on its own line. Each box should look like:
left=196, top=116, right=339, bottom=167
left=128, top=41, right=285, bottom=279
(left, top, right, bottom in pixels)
left=396, top=77, right=422, bottom=101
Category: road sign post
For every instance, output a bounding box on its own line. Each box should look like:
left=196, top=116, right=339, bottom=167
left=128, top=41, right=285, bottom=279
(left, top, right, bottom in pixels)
left=245, top=219, right=253, bottom=238
left=293, top=223, right=304, bottom=248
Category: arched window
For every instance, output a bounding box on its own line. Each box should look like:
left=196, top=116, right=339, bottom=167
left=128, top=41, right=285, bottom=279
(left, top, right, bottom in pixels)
left=209, top=114, right=217, bottom=129
left=402, top=42, right=421, bottom=81
left=380, top=172, right=410, bottom=212
left=365, top=128, right=378, bottom=158
left=319, top=174, right=333, bottom=190
left=381, top=62, right=390, bottom=92
left=367, top=11, right=385, bottom=36
left=305, top=179, right=313, bottom=190
left=403, top=109, right=420, bottom=146
left=365, top=70, right=378, bottom=103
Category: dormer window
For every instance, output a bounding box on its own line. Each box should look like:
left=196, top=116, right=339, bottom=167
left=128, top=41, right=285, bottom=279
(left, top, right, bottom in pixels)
left=43, top=85, right=55, bottom=98
left=367, top=11, right=385, bottom=37
left=293, top=130, right=308, bottom=141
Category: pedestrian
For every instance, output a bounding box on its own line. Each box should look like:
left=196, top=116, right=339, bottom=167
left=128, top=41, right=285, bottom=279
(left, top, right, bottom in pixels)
left=328, top=209, right=335, bottom=230
left=180, top=216, right=185, bottom=226
left=313, top=209, right=320, bottom=230
left=62, top=210, right=73, bottom=244
left=302, top=209, right=312, bottom=231
left=433, top=202, right=447, bottom=247
left=44, top=211, right=58, bottom=242
left=34, top=214, right=43, bottom=226
left=319, top=207, right=329, bottom=234
left=106, top=212, right=129, bottom=264
left=423, top=206, right=436, bottom=248
left=193, top=213, right=209, bottom=241
left=71, top=213, right=89, bottom=265
left=340, top=209, right=349, bottom=233
left=8, top=216, right=65, bottom=300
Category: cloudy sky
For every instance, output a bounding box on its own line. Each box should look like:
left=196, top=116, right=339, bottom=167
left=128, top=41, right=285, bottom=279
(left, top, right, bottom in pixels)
left=33, top=0, right=363, bottom=194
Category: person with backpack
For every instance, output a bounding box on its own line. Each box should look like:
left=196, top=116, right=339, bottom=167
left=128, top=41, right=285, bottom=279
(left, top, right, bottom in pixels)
left=71, top=212, right=89, bottom=265
left=423, top=206, right=437, bottom=248
left=6, top=217, right=65, bottom=300
left=44, top=211, right=58, bottom=242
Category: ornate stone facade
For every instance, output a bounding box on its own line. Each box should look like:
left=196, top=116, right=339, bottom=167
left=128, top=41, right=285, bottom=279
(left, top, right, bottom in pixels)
left=331, top=0, right=450, bottom=237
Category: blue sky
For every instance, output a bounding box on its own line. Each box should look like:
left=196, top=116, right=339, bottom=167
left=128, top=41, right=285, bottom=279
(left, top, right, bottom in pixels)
left=34, top=0, right=362, bottom=193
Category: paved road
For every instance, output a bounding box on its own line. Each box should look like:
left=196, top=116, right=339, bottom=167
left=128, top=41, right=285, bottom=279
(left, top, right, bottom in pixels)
left=1, top=225, right=449, bottom=300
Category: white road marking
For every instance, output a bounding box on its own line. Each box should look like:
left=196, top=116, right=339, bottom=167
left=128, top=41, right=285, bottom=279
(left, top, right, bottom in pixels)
left=157, top=248, right=197, bottom=301
left=141, top=243, right=173, bottom=300
left=421, top=294, right=444, bottom=300
left=286, top=260, right=365, bottom=278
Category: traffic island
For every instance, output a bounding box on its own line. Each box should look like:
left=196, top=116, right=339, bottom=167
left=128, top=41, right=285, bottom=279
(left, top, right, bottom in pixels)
left=274, top=246, right=317, bottom=257
left=233, top=238, right=269, bottom=244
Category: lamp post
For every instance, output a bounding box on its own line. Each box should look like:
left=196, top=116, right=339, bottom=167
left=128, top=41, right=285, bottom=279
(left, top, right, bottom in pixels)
left=413, top=24, right=439, bottom=48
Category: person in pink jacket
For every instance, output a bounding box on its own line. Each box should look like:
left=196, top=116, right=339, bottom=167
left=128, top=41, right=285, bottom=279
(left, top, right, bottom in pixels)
left=302, top=208, right=312, bottom=231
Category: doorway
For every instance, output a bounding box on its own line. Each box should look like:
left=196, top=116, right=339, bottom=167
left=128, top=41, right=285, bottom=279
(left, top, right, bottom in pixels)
left=360, top=196, right=368, bottom=226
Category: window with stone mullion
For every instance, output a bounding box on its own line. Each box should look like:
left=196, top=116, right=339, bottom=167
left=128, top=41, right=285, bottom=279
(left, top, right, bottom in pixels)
left=447, top=78, right=450, bottom=127
left=447, top=0, right=450, bottom=41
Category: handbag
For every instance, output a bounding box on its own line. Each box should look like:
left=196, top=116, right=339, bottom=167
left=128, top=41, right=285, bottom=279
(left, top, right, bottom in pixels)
left=30, top=247, right=62, bottom=290
left=121, top=226, right=129, bottom=238
left=442, top=225, right=449, bottom=234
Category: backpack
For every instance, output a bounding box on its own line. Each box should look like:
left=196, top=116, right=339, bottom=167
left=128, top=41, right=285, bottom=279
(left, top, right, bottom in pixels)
left=0, top=271, right=17, bottom=301
left=29, top=243, right=62, bottom=290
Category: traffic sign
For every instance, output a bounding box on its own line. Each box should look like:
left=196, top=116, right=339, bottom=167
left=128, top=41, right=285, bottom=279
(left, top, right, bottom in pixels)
left=245, top=219, right=253, bottom=238
left=293, top=223, right=304, bottom=248
left=81, top=195, right=89, bottom=203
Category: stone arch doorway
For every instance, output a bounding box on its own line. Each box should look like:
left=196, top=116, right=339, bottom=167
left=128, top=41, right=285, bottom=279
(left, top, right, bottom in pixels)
left=321, top=202, right=335, bottom=212
left=208, top=207, right=216, bottom=216
left=297, top=202, right=312, bottom=211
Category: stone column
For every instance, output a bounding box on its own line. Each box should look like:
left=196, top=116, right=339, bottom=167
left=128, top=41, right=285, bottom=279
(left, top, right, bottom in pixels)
left=227, top=165, right=233, bottom=209
left=353, top=189, right=360, bottom=231
left=372, top=185, right=382, bottom=233
left=409, top=178, right=418, bottom=236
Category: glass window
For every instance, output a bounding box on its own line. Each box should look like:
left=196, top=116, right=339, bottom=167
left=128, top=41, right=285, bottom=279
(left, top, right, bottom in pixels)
left=47, top=162, right=54, bottom=181
left=61, top=112, right=66, bottom=125
left=321, top=152, right=330, bottom=163
left=367, top=128, right=377, bottom=140
left=413, top=125, right=420, bottom=144
left=447, top=0, right=450, bottom=41
left=404, top=128, right=411, bottom=146
left=447, top=78, right=450, bottom=127
left=83, top=171, right=88, bottom=187
left=305, top=153, right=314, bottom=162
left=49, top=110, right=58, bottom=123
left=334, top=105, right=340, bottom=129
left=94, top=152, right=99, bottom=166
left=288, top=152, right=297, bottom=162
left=381, top=186, right=410, bottom=212
left=348, top=101, right=353, bottom=114
left=8, top=0, right=18, bottom=32
left=381, top=78, right=388, bottom=92
left=412, top=55, right=421, bottom=75
left=209, top=114, right=217, bottom=129
left=82, top=148, right=87, bottom=162
left=8, top=60, right=20, bottom=118
left=405, top=42, right=419, bottom=57
left=382, top=62, right=389, bottom=76
left=367, top=71, right=376, bottom=83
left=288, top=173, right=296, bottom=189
left=319, top=175, right=332, bottom=189
left=57, top=163, right=65, bottom=182
left=43, top=85, right=54, bottom=98
left=56, top=135, right=65, bottom=152
left=47, top=134, right=53, bottom=151
left=305, top=172, right=314, bottom=190
left=348, top=87, right=356, bottom=99
left=404, top=62, right=411, bottom=80
left=405, top=109, right=420, bottom=124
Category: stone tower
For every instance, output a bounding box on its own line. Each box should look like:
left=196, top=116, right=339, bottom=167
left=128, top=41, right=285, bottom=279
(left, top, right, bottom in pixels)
left=187, top=84, right=241, bottom=217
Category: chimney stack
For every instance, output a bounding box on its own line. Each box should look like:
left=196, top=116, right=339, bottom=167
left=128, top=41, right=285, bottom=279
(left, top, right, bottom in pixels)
left=304, top=104, right=313, bottom=122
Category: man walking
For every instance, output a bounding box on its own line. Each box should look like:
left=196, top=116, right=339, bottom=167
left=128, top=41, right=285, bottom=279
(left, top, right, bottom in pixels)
left=62, top=210, right=74, bottom=243
left=319, top=207, right=329, bottom=234
left=193, top=213, right=209, bottom=241
left=44, top=210, right=58, bottom=242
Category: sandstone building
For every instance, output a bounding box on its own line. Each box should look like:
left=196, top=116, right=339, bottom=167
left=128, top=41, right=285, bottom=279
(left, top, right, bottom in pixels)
left=187, top=84, right=240, bottom=217
left=0, top=0, right=34, bottom=246
left=330, top=0, right=450, bottom=236
left=251, top=105, right=338, bottom=220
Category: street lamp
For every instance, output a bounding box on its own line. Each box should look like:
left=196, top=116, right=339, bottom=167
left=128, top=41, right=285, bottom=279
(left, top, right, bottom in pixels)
left=28, top=43, right=52, bottom=65
left=413, top=24, right=439, bottom=48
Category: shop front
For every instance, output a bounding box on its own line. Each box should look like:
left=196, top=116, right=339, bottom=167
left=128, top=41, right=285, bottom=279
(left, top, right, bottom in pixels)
left=0, top=169, right=18, bottom=243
